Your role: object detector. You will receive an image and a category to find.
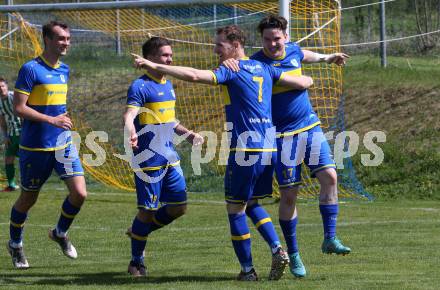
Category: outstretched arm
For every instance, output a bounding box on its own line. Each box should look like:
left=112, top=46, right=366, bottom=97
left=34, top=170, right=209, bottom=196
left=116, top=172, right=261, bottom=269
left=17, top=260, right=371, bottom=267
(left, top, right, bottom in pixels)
left=132, top=53, right=215, bottom=85
left=302, top=50, right=349, bottom=66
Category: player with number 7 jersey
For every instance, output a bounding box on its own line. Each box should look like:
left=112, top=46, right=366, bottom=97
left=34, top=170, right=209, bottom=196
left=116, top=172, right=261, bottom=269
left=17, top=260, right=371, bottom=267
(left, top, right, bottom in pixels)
left=132, top=25, right=312, bottom=281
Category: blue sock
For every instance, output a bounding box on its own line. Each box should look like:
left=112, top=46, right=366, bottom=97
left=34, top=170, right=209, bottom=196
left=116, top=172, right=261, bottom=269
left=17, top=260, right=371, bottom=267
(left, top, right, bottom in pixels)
left=9, top=207, right=27, bottom=245
left=56, top=198, right=81, bottom=236
left=279, top=217, right=299, bottom=255
left=228, top=213, right=253, bottom=270
left=246, top=204, right=280, bottom=251
left=148, top=206, right=175, bottom=234
left=131, top=217, right=151, bottom=264
left=319, top=204, right=339, bottom=239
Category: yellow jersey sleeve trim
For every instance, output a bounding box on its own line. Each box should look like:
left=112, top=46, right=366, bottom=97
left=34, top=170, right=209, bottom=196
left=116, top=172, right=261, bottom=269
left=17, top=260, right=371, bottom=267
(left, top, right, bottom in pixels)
left=14, top=88, right=30, bottom=96
left=231, top=233, right=251, bottom=241
left=19, top=141, right=72, bottom=152
left=255, top=217, right=272, bottom=228
left=276, top=122, right=321, bottom=138
left=209, top=71, right=218, bottom=85
left=127, top=105, right=140, bottom=109
left=230, top=148, right=277, bottom=152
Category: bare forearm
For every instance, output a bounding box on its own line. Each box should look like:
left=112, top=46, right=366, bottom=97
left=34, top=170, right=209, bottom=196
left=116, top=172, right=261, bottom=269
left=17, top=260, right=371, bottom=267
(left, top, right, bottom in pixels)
left=14, top=105, right=53, bottom=124
left=156, top=64, right=214, bottom=84
left=174, top=123, right=191, bottom=136
left=302, top=50, right=349, bottom=65
left=302, top=50, right=327, bottom=63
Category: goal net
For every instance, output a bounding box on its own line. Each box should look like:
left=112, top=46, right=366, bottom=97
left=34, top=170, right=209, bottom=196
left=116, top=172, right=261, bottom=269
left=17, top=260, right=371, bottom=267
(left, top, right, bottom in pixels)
left=0, top=0, right=369, bottom=199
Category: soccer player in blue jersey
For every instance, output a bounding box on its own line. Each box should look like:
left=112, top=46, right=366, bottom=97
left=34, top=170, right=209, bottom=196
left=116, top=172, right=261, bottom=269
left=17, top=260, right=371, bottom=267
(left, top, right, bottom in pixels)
left=251, top=15, right=351, bottom=278
left=124, top=37, right=204, bottom=277
left=7, top=21, right=87, bottom=269
left=132, top=25, right=313, bottom=281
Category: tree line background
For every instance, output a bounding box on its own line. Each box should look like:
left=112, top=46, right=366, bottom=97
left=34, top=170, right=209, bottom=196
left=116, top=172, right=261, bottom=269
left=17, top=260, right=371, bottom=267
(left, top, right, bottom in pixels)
left=342, top=0, right=439, bottom=55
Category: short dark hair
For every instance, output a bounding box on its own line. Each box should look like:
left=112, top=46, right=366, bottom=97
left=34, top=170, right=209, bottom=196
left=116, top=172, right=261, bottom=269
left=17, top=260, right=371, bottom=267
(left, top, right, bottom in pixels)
left=257, top=15, right=288, bottom=35
left=42, top=21, right=69, bottom=40
left=142, top=37, right=172, bottom=58
left=0, top=77, right=7, bottom=84
left=216, top=25, right=246, bottom=46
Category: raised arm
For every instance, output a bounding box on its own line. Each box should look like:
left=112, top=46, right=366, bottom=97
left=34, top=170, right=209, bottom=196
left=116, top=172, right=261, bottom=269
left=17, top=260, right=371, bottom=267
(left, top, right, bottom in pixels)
left=302, top=50, right=349, bottom=66
left=132, top=53, right=215, bottom=85
left=13, top=91, right=72, bottom=130
left=278, top=74, right=314, bottom=90
left=123, top=106, right=140, bottom=150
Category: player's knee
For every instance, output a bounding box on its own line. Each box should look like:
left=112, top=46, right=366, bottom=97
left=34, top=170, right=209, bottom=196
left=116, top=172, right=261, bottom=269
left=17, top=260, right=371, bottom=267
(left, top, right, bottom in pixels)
left=74, top=189, right=88, bottom=202
left=280, top=187, right=299, bottom=206
left=137, top=209, right=154, bottom=223
left=14, top=191, right=39, bottom=212
left=167, top=204, right=187, bottom=218
left=318, top=168, right=337, bottom=187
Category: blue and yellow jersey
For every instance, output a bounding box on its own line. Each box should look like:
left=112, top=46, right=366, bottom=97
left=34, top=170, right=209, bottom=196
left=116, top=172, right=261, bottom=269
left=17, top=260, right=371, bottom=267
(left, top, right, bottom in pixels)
left=251, top=42, right=321, bottom=137
left=211, top=58, right=282, bottom=151
left=14, top=56, right=70, bottom=151
left=126, top=72, right=180, bottom=169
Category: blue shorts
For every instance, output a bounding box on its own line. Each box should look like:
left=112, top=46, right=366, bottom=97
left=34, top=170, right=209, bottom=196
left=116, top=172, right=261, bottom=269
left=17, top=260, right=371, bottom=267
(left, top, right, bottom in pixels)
left=224, top=151, right=275, bottom=204
left=275, top=125, right=336, bottom=188
left=19, top=143, right=84, bottom=192
left=134, top=165, right=187, bottom=211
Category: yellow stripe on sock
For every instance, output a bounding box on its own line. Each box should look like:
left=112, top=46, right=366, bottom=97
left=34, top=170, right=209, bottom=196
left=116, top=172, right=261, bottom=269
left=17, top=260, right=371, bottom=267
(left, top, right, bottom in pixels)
left=10, top=221, right=25, bottom=228
left=255, top=217, right=271, bottom=228
left=61, top=209, right=76, bottom=219
left=231, top=233, right=251, bottom=241
left=130, top=233, right=148, bottom=241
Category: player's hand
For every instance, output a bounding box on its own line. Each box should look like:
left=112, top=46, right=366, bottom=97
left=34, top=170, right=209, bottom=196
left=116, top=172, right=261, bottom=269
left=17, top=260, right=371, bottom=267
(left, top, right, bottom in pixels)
left=50, top=112, right=72, bottom=130
left=131, top=53, right=155, bottom=70
left=129, top=131, right=139, bottom=150
left=222, top=58, right=240, bottom=72
left=325, top=53, right=350, bottom=66
left=190, top=132, right=204, bottom=146
left=301, top=76, right=313, bottom=89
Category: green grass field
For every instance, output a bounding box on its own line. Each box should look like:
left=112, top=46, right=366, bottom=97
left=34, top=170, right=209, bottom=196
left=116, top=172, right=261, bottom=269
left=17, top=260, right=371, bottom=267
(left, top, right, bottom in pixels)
left=1, top=178, right=439, bottom=289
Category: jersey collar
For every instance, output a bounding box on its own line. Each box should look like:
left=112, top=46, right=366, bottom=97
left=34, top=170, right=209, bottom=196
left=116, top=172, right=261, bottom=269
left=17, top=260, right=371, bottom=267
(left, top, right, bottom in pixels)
left=39, top=55, right=61, bottom=69
left=145, top=70, right=167, bottom=84
left=262, top=48, right=286, bottom=61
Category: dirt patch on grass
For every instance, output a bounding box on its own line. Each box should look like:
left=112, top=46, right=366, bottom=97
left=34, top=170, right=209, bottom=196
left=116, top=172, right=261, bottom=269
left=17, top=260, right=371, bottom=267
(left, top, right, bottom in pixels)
left=343, top=85, right=440, bottom=141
